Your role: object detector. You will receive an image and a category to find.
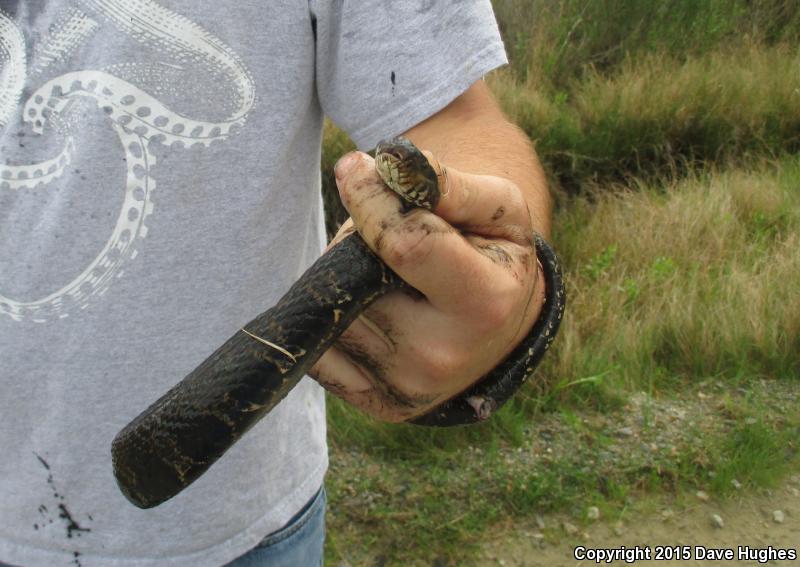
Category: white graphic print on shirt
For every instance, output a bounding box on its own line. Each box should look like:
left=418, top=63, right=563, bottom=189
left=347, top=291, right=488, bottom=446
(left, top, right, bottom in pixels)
left=0, top=0, right=255, bottom=323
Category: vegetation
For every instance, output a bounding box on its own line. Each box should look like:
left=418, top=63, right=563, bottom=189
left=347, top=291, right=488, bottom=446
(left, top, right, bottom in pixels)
left=489, top=45, right=800, bottom=190
left=321, top=1, right=800, bottom=564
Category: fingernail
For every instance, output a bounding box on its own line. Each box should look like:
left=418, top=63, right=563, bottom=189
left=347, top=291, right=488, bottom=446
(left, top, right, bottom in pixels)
left=334, top=152, right=359, bottom=181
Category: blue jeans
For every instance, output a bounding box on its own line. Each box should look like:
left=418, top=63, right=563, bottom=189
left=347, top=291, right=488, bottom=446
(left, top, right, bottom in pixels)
left=225, top=485, right=326, bottom=567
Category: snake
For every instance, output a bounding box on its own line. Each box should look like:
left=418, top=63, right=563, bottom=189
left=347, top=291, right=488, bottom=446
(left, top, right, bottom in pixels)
left=111, top=137, right=565, bottom=509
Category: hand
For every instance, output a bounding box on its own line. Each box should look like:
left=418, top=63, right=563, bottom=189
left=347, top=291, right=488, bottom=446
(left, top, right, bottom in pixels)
left=310, top=149, right=546, bottom=422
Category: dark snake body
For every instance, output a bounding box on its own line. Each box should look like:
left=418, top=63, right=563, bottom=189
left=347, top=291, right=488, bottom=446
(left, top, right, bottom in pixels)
left=111, top=138, right=565, bottom=509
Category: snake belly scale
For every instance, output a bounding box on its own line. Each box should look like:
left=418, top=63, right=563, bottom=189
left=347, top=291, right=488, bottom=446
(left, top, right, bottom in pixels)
left=111, top=137, right=565, bottom=509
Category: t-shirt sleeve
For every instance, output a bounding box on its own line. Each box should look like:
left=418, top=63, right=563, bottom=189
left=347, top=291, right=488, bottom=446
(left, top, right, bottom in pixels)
left=311, top=0, right=508, bottom=150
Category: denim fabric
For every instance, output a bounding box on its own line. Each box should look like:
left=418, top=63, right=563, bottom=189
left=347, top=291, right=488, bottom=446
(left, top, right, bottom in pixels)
left=224, top=486, right=326, bottom=567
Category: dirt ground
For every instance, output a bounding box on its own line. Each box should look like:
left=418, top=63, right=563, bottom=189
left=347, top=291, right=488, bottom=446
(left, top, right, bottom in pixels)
left=479, top=474, right=799, bottom=566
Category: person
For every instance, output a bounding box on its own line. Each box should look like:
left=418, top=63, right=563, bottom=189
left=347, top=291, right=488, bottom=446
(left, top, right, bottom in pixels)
left=0, top=1, right=550, bottom=565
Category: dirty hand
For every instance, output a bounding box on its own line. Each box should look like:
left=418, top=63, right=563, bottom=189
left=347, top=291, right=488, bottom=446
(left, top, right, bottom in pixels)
left=310, top=149, right=546, bottom=422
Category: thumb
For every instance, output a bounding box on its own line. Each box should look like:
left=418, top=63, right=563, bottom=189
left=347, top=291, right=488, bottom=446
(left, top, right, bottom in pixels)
left=421, top=150, right=531, bottom=237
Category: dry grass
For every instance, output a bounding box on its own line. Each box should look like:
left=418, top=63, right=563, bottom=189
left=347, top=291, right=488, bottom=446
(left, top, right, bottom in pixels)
left=543, top=157, right=800, bottom=403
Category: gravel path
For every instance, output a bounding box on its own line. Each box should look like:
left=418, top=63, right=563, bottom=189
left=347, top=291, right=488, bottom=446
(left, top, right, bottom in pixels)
left=479, top=473, right=799, bottom=566
left=329, top=379, right=798, bottom=566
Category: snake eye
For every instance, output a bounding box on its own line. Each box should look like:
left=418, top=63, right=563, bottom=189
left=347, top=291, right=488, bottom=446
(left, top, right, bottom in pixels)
left=376, top=137, right=414, bottom=161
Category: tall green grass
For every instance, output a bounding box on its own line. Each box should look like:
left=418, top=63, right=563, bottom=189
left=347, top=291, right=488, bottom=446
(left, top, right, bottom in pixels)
left=489, top=44, right=800, bottom=190
left=320, top=120, right=355, bottom=239
left=493, top=0, right=800, bottom=87
left=321, top=0, right=800, bottom=446
left=486, top=1, right=800, bottom=189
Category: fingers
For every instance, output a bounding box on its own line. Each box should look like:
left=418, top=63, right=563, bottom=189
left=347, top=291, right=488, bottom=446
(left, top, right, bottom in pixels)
left=310, top=263, right=546, bottom=423
left=310, top=294, right=486, bottom=422
left=317, top=147, right=546, bottom=422
left=334, top=151, right=536, bottom=316
left=334, top=152, right=487, bottom=313
left=420, top=150, right=533, bottom=245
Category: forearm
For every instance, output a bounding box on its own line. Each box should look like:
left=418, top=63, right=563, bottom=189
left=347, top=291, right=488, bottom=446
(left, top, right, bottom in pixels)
left=402, top=81, right=552, bottom=238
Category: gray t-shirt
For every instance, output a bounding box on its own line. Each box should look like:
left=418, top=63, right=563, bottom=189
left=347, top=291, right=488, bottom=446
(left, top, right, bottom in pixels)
left=0, top=1, right=506, bottom=565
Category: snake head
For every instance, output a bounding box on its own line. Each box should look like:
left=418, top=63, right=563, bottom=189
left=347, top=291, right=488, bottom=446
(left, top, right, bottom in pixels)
left=375, top=136, right=440, bottom=211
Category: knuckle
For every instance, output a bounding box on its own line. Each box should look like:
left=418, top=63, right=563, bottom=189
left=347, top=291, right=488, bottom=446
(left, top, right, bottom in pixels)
left=506, top=188, right=528, bottom=217
left=421, top=349, right=462, bottom=383
left=413, top=340, right=467, bottom=384
left=475, top=290, right=518, bottom=332
left=493, top=183, right=528, bottom=225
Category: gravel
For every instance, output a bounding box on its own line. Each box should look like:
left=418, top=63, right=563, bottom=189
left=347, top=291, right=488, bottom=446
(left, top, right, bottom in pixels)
left=711, top=514, right=725, bottom=529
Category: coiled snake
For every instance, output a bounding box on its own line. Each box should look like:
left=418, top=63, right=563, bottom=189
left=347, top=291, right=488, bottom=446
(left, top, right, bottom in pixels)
left=111, top=137, right=565, bottom=509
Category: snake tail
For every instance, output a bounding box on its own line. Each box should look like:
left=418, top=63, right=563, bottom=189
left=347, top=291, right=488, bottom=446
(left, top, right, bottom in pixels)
left=110, top=235, right=401, bottom=508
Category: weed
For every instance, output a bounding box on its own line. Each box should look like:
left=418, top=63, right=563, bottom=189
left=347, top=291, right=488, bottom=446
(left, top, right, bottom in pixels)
left=321, top=4, right=800, bottom=563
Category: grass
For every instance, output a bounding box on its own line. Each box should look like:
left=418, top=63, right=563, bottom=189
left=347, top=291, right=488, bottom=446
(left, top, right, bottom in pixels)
left=324, top=158, right=800, bottom=565
left=488, top=44, right=800, bottom=190
left=319, top=2, right=800, bottom=563
left=323, top=44, right=800, bottom=196
left=326, top=380, right=799, bottom=564
left=493, top=0, right=800, bottom=88
left=320, top=120, right=355, bottom=240
left=546, top=158, right=800, bottom=398
left=491, top=0, right=800, bottom=191
left=327, top=156, right=800, bottom=454
left=320, top=2, right=800, bottom=197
